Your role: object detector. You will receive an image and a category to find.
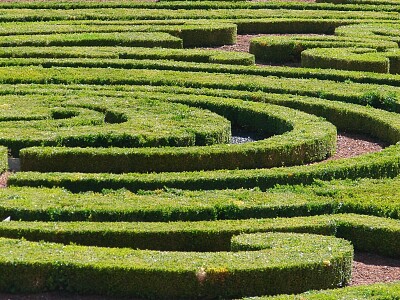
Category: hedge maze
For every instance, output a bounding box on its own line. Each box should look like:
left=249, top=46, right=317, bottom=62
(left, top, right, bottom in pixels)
left=0, top=0, right=399, bottom=298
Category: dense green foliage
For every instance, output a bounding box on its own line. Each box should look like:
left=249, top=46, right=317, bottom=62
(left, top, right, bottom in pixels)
left=0, top=0, right=399, bottom=298
left=251, top=281, right=400, bottom=299
left=19, top=96, right=336, bottom=172
left=0, top=46, right=254, bottom=65
left=2, top=176, right=400, bottom=222
left=0, top=233, right=353, bottom=298
left=0, top=94, right=233, bottom=156
left=250, top=35, right=398, bottom=63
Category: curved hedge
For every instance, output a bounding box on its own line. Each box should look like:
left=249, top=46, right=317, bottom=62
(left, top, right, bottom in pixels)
left=0, top=22, right=237, bottom=48
left=295, top=21, right=400, bottom=73
left=0, top=0, right=400, bottom=298
left=301, top=47, right=400, bottom=73
left=250, top=281, right=400, bottom=299
left=0, top=94, right=234, bottom=156
left=0, top=214, right=398, bottom=257
left=335, top=23, right=400, bottom=44
left=19, top=95, right=337, bottom=172
left=249, top=35, right=398, bottom=63
left=2, top=176, right=400, bottom=222
left=0, top=46, right=255, bottom=65
left=0, top=233, right=353, bottom=298
left=0, top=66, right=398, bottom=112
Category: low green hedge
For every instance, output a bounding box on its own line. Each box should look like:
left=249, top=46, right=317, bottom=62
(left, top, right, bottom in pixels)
left=0, top=0, right=394, bottom=11
left=0, top=7, right=397, bottom=22
left=8, top=86, right=400, bottom=191
left=249, top=35, right=398, bottom=63
left=0, top=214, right=397, bottom=256
left=302, top=47, right=388, bottom=73
left=0, top=21, right=237, bottom=47
left=302, top=47, right=400, bottom=74
left=0, top=233, right=353, bottom=298
left=10, top=143, right=400, bottom=192
left=2, top=58, right=400, bottom=88
left=0, top=31, right=183, bottom=48
left=250, top=281, right=400, bottom=299
left=0, top=66, right=398, bottom=112
left=234, top=18, right=353, bottom=34
left=317, top=0, right=400, bottom=4
left=335, top=23, right=400, bottom=44
left=0, top=46, right=254, bottom=65
left=19, top=95, right=336, bottom=172
left=0, top=94, right=233, bottom=156
left=2, top=176, right=400, bottom=222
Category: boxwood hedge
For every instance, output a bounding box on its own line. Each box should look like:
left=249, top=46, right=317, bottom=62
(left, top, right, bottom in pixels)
left=19, top=95, right=336, bottom=172
left=0, top=0, right=399, bottom=298
left=0, top=232, right=353, bottom=298
left=250, top=281, right=400, bottom=299
left=2, top=176, right=400, bottom=222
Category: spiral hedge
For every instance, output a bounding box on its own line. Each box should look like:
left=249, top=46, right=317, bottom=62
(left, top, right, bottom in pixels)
left=0, top=0, right=399, bottom=298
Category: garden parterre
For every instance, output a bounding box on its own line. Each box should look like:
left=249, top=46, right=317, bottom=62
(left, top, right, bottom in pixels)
left=0, top=0, right=399, bottom=298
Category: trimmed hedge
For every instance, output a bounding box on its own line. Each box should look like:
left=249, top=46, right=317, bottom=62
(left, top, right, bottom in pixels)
left=234, top=18, right=353, bottom=34
left=0, top=214, right=398, bottom=257
left=0, top=32, right=183, bottom=48
left=0, top=0, right=395, bottom=11
left=301, top=47, right=394, bottom=73
left=1, top=58, right=400, bottom=87
left=0, top=233, right=353, bottom=298
left=0, top=46, right=254, bottom=65
left=10, top=143, right=400, bottom=192
left=0, top=66, right=398, bottom=112
left=335, top=23, right=400, bottom=44
left=250, top=281, right=400, bottom=299
left=2, top=176, right=400, bottom=222
left=249, top=35, right=398, bottom=63
left=19, top=95, right=337, bottom=172
left=0, top=94, right=233, bottom=156
left=8, top=83, right=400, bottom=191
left=0, top=21, right=237, bottom=47
left=0, top=7, right=397, bottom=22
left=0, top=0, right=399, bottom=299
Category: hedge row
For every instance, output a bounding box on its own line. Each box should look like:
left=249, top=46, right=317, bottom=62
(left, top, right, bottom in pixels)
left=0, top=74, right=397, bottom=141
left=335, top=23, right=400, bottom=44
left=0, top=214, right=398, bottom=257
left=301, top=47, right=400, bottom=74
left=0, top=18, right=357, bottom=36
left=0, top=66, right=397, bottom=112
left=0, top=8, right=397, bottom=22
left=234, top=18, right=355, bottom=34
left=10, top=142, right=399, bottom=192
left=288, top=22, right=400, bottom=73
left=253, top=281, right=400, bottom=299
left=0, top=233, right=353, bottom=298
left=0, top=22, right=237, bottom=48
left=0, top=46, right=254, bottom=64
left=0, top=31, right=183, bottom=48
left=317, top=0, right=400, bottom=5
left=1, top=176, right=400, bottom=222
left=1, top=57, right=400, bottom=89
left=0, top=0, right=396, bottom=12
left=19, top=94, right=337, bottom=172
left=249, top=35, right=398, bottom=63
left=0, top=70, right=398, bottom=136
left=0, top=94, right=234, bottom=156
